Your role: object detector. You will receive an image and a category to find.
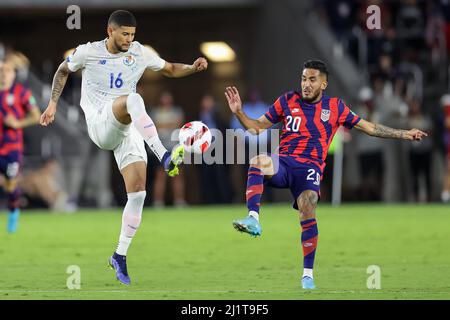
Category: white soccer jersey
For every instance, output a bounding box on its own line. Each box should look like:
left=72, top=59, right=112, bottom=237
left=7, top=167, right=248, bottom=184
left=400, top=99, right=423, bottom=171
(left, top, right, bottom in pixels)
left=66, top=39, right=165, bottom=121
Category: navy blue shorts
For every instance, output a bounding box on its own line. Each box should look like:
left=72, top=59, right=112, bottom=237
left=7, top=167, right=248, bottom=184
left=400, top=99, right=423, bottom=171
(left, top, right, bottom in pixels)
left=264, top=155, right=321, bottom=210
left=0, top=151, right=22, bottom=180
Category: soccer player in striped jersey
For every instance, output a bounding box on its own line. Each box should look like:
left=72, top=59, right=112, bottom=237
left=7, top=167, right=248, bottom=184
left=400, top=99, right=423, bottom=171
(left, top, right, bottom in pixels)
left=0, top=60, right=41, bottom=233
left=224, top=60, right=427, bottom=290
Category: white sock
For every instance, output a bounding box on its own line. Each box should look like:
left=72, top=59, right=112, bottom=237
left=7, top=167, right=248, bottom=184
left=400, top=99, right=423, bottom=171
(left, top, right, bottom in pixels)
left=126, top=93, right=168, bottom=162
left=116, top=235, right=132, bottom=256
left=115, top=191, right=146, bottom=256
left=248, top=210, right=259, bottom=222
left=303, top=268, right=313, bottom=279
left=147, top=136, right=168, bottom=162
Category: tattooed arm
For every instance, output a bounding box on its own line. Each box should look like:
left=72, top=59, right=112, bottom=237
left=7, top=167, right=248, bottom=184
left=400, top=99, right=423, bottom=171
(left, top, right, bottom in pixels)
left=354, top=119, right=428, bottom=141
left=40, top=60, right=72, bottom=126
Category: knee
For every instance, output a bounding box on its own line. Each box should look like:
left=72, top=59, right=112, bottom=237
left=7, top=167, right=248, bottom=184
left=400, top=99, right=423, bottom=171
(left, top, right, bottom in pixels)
left=127, top=93, right=144, bottom=108
left=297, top=190, right=318, bottom=213
left=5, top=179, right=18, bottom=193
left=127, top=190, right=146, bottom=207
left=127, top=181, right=146, bottom=193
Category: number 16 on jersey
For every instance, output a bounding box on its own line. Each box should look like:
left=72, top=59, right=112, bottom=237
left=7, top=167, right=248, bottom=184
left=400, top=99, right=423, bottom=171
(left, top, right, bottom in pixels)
left=110, top=73, right=123, bottom=89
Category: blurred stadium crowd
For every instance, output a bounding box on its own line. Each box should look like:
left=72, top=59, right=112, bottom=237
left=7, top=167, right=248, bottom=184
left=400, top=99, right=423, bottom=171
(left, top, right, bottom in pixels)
left=1, top=0, right=450, bottom=211
left=313, top=0, right=450, bottom=203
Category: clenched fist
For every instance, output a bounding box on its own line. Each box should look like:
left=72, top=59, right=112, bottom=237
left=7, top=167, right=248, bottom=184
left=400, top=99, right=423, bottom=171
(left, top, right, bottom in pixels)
left=192, top=57, right=208, bottom=72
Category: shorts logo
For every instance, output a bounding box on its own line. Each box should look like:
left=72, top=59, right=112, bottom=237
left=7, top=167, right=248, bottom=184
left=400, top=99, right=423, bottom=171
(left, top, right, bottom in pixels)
left=321, top=109, right=330, bottom=122
left=6, top=162, right=19, bottom=179
left=123, top=55, right=136, bottom=67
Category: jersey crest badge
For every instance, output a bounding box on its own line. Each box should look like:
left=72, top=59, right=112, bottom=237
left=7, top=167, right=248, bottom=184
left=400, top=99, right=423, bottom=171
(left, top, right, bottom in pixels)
left=321, top=109, right=330, bottom=122
left=123, top=55, right=136, bottom=67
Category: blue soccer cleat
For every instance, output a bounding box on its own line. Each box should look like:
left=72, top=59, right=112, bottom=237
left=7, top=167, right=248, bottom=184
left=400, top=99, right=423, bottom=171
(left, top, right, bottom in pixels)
left=164, top=144, right=185, bottom=177
left=232, top=216, right=262, bottom=237
left=301, top=276, right=316, bottom=289
left=108, top=253, right=131, bottom=285
left=7, top=208, right=20, bottom=233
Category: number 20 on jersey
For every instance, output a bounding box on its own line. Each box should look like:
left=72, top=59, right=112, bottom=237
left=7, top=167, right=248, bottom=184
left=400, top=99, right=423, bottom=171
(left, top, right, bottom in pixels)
left=286, top=116, right=301, bottom=132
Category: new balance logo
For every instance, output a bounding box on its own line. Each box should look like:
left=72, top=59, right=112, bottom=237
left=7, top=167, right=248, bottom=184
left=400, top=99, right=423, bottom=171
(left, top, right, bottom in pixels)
left=292, top=108, right=300, bottom=113
left=303, top=242, right=314, bottom=247
left=98, top=60, right=107, bottom=65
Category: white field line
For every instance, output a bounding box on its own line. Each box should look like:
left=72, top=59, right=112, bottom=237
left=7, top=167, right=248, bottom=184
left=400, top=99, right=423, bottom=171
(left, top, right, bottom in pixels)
left=0, top=289, right=449, bottom=295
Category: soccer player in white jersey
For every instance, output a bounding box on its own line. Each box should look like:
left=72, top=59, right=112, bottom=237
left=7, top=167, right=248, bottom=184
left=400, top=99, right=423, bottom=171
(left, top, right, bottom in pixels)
left=39, top=10, right=208, bottom=285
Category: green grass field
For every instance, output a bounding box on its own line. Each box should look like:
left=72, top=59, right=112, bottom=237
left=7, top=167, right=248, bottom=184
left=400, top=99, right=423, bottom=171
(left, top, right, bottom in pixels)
left=0, top=204, right=449, bottom=300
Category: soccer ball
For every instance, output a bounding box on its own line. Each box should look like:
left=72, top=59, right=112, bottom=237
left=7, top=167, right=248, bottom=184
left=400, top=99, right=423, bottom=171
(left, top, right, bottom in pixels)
left=178, top=121, right=212, bottom=154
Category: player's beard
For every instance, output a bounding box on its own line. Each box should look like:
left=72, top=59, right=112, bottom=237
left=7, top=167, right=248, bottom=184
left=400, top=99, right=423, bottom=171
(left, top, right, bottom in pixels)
left=302, top=89, right=321, bottom=103
left=114, top=39, right=129, bottom=53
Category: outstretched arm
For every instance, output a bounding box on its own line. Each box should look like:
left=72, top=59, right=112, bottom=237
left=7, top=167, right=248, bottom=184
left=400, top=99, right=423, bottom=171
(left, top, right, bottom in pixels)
left=40, top=60, right=72, bottom=126
left=224, top=86, right=273, bottom=135
left=160, top=57, right=208, bottom=78
left=4, top=107, right=41, bottom=129
left=354, top=118, right=428, bottom=141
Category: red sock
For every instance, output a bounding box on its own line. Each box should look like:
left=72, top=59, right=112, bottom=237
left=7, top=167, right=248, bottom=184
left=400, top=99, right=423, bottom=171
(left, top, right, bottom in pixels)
left=301, top=218, right=318, bottom=269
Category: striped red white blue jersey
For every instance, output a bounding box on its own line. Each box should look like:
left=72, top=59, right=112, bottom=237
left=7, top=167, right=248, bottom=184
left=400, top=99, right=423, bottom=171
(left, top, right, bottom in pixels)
left=0, top=82, right=37, bottom=155
left=264, top=91, right=361, bottom=173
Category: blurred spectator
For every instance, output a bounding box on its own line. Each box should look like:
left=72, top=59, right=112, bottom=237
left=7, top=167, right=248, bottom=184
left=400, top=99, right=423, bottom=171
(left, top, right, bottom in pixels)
left=425, top=0, right=448, bottom=68
left=150, top=91, right=186, bottom=208
left=355, top=86, right=385, bottom=201
left=407, top=99, right=433, bottom=202
left=198, top=94, right=232, bottom=204
left=396, top=0, right=425, bottom=49
left=230, top=89, right=270, bottom=148
left=315, top=0, right=360, bottom=62
left=6, top=51, right=30, bottom=82
left=1, top=56, right=41, bottom=233
left=0, top=158, right=69, bottom=211
left=377, top=52, right=397, bottom=83
left=372, top=74, right=410, bottom=201
left=440, top=0, right=450, bottom=53
left=356, top=0, right=396, bottom=66
left=0, top=42, right=4, bottom=61
left=323, top=0, right=357, bottom=43
left=441, top=94, right=450, bottom=202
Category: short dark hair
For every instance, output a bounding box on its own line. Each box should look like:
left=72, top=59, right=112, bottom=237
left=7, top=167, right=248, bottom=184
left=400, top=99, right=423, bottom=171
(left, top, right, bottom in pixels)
left=108, top=10, right=137, bottom=27
left=303, top=60, right=329, bottom=80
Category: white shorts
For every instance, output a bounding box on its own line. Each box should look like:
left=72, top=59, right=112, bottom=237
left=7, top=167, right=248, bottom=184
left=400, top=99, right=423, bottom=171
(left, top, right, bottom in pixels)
left=86, top=100, right=147, bottom=171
